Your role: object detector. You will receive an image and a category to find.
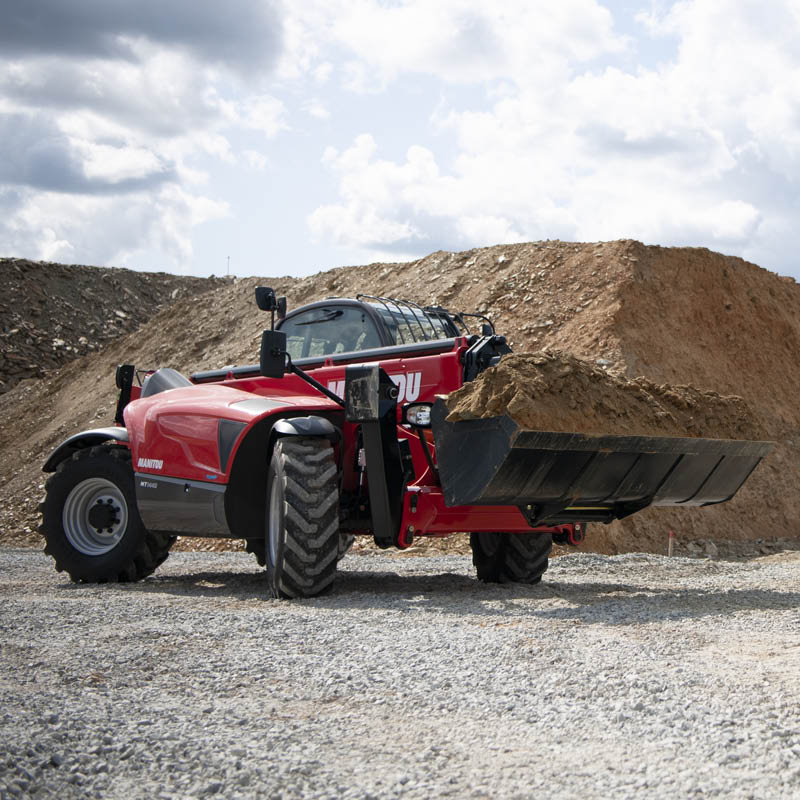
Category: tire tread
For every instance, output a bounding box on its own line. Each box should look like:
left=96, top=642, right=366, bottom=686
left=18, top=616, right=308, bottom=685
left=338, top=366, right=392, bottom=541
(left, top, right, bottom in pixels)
left=470, top=532, right=552, bottom=585
left=268, top=438, right=340, bottom=598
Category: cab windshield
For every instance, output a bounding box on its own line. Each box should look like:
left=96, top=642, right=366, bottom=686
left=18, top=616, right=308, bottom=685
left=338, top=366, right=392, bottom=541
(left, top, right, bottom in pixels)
left=279, top=306, right=382, bottom=359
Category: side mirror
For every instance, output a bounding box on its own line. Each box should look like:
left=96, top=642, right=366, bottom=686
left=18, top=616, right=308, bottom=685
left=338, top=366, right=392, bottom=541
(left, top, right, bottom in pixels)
left=256, top=287, right=288, bottom=330
left=260, top=330, right=287, bottom=378
left=255, top=286, right=277, bottom=311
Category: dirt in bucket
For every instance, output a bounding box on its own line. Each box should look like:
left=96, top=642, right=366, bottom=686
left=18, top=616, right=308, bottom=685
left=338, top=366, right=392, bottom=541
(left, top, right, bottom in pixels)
left=444, top=350, right=763, bottom=440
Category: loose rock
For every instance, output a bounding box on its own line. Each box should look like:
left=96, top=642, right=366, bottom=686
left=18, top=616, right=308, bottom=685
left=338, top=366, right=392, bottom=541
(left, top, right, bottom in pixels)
left=0, top=549, right=798, bottom=799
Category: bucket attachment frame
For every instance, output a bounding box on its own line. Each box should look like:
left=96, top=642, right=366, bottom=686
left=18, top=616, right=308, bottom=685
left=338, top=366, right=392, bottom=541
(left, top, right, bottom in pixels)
left=431, top=400, right=773, bottom=526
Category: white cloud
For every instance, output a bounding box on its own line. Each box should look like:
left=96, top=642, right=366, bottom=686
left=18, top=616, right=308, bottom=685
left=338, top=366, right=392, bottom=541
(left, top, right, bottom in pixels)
left=0, top=3, right=283, bottom=268
left=76, top=141, right=167, bottom=184
left=310, top=135, right=427, bottom=247
left=243, top=150, right=269, bottom=171
left=313, top=62, right=333, bottom=83
left=1, top=185, right=229, bottom=268
left=3, top=0, right=800, bottom=278
left=304, top=0, right=800, bottom=275
left=238, top=94, right=288, bottom=137
left=304, top=99, right=330, bottom=119
left=705, top=201, right=761, bottom=242
left=0, top=49, right=230, bottom=138
left=286, top=0, right=626, bottom=89
left=40, top=231, right=74, bottom=263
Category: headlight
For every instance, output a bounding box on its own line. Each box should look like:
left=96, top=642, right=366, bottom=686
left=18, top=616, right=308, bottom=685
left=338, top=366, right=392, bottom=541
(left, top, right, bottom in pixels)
left=402, top=402, right=433, bottom=428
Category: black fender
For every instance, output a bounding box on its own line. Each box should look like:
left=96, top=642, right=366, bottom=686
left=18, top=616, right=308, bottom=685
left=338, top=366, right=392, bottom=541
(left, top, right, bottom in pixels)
left=271, top=415, right=338, bottom=442
left=43, top=427, right=129, bottom=472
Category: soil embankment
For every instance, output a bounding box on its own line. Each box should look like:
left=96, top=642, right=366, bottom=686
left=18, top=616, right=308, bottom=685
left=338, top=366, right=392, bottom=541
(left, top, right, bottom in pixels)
left=0, top=258, right=226, bottom=394
left=1, top=241, right=798, bottom=554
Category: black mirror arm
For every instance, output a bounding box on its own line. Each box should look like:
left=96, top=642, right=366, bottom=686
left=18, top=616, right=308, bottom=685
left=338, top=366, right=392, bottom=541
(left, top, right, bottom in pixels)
left=284, top=353, right=345, bottom=407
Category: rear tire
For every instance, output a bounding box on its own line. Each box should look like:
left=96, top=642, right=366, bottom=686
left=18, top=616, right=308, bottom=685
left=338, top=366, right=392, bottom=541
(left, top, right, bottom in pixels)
left=469, top=532, right=552, bottom=584
left=265, top=438, right=340, bottom=598
left=39, top=446, right=175, bottom=582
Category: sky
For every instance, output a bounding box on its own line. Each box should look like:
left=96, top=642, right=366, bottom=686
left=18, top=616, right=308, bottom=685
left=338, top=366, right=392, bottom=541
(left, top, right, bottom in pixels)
left=1, top=0, right=800, bottom=279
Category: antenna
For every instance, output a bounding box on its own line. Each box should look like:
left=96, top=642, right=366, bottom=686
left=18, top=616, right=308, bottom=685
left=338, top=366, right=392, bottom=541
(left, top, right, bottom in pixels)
left=226, top=255, right=230, bottom=276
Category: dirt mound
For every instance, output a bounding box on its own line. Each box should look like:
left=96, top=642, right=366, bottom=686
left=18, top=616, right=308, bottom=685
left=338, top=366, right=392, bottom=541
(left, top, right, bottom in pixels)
left=1, top=240, right=798, bottom=555
left=0, top=258, right=226, bottom=394
left=445, top=351, right=761, bottom=440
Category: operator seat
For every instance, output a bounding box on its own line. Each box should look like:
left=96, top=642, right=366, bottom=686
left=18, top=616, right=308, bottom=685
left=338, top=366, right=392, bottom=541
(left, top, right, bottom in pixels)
left=140, top=368, right=193, bottom=398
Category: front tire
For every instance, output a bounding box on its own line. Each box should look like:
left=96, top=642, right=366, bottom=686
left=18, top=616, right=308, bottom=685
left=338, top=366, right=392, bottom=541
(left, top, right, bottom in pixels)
left=247, top=533, right=352, bottom=567
left=265, top=438, right=340, bottom=598
left=39, top=446, right=175, bottom=582
left=470, top=532, right=552, bottom=584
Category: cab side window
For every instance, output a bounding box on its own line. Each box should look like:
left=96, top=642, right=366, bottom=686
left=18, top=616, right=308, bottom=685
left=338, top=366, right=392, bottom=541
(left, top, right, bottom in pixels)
left=279, top=306, right=382, bottom=359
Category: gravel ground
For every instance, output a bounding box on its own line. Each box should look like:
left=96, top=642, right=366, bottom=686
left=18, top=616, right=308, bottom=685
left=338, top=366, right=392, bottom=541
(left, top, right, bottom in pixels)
left=1, top=548, right=799, bottom=799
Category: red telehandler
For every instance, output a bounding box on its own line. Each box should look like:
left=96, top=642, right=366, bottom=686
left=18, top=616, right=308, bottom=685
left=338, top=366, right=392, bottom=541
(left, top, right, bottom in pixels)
left=40, top=289, right=772, bottom=597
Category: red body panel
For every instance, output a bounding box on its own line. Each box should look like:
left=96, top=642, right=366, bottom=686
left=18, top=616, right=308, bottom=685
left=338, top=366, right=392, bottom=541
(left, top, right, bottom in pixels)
left=399, top=486, right=574, bottom=540
left=124, top=380, right=339, bottom=483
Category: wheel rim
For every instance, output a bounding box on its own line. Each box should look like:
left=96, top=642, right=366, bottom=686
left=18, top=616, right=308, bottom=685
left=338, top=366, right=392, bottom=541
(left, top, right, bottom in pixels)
left=268, top=475, right=284, bottom=565
left=62, top=478, right=128, bottom=556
